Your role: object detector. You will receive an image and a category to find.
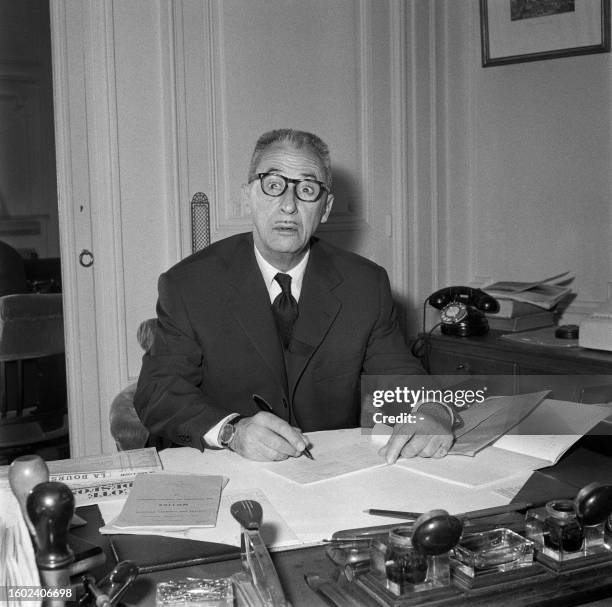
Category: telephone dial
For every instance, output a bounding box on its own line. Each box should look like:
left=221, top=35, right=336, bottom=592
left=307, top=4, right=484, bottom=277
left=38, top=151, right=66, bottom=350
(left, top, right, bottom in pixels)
left=428, top=286, right=499, bottom=337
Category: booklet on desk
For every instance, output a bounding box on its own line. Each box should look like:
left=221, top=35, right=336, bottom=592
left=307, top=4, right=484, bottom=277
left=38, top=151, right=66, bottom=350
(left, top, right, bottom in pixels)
left=102, top=472, right=225, bottom=532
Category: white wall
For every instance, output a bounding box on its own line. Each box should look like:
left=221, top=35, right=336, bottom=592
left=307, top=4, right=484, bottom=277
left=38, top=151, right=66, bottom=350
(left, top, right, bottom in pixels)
left=436, top=0, right=612, bottom=322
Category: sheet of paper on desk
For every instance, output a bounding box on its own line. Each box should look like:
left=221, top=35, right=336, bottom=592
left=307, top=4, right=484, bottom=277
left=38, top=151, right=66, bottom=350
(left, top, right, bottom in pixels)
left=395, top=449, right=547, bottom=488
left=103, top=472, right=224, bottom=531
left=260, top=428, right=385, bottom=484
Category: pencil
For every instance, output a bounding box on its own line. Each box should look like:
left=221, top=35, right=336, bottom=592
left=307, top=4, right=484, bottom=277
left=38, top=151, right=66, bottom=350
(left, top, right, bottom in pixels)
left=366, top=501, right=541, bottom=521
left=365, top=509, right=420, bottom=520
left=252, top=394, right=315, bottom=460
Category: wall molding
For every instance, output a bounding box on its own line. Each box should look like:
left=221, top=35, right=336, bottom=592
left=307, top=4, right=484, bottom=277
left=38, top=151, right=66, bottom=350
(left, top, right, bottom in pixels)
left=389, top=0, right=409, bottom=323
left=49, top=0, right=92, bottom=457
left=82, top=0, right=127, bottom=454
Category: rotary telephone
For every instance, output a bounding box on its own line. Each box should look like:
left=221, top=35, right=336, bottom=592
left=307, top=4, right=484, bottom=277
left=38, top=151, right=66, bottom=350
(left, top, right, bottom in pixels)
left=428, top=286, right=499, bottom=337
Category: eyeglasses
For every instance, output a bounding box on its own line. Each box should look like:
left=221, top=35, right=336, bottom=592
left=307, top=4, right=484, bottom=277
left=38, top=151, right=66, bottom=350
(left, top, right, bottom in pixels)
left=252, top=173, right=329, bottom=203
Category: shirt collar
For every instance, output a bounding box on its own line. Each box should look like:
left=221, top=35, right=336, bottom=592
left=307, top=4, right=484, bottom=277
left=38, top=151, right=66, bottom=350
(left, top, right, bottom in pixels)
left=253, top=245, right=310, bottom=301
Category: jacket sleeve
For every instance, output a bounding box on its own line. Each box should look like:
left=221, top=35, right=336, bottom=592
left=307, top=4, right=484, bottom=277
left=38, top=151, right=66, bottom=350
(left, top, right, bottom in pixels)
left=134, top=272, right=229, bottom=450
left=362, top=267, right=426, bottom=376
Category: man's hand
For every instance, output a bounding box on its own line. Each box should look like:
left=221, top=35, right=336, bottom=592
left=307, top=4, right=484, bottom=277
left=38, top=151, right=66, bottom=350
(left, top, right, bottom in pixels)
left=378, top=411, right=453, bottom=464
left=229, top=412, right=309, bottom=461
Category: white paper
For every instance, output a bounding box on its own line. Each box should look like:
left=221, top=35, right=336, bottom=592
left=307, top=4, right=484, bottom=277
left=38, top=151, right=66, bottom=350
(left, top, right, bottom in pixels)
left=396, top=447, right=547, bottom=488
left=95, top=433, right=514, bottom=549
left=46, top=447, right=163, bottom=506
left=493, top=399, right=612, bottom=462
left=261, top=430, right=384, bottom=484
left=47, top=447, right=162, bottom=484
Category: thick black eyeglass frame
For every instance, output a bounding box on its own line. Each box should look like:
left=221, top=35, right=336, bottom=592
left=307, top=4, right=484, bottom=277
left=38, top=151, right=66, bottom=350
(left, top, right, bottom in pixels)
left=252, top=172, right=329, bottom=203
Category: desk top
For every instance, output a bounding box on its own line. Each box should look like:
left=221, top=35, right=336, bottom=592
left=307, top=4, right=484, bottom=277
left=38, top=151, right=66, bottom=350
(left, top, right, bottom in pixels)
left=73, top=435, right=612, bottom=607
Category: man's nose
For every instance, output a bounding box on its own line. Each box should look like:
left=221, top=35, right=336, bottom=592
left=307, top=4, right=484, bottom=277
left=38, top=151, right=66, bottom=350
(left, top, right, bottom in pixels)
left=279, top=185, right=298, bottom=213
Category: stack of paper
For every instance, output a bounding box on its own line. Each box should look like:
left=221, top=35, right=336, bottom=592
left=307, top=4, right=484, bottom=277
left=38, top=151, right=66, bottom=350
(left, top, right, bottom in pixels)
left=47, top=447, right=163, bottom=506
left=484, top=272, right=572, bottom=310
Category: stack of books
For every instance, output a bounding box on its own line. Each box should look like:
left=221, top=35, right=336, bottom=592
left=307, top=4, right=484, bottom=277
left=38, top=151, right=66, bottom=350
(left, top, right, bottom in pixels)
left=483, top=273, right=572, bottom=332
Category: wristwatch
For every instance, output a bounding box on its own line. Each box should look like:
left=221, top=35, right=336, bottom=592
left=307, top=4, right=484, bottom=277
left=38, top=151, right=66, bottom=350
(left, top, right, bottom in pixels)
left=219, top=415, right=245, bottom=448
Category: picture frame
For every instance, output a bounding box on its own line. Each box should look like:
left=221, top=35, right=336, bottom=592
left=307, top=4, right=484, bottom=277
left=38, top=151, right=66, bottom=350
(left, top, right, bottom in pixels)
left=480, top=0, right=611, bottom=67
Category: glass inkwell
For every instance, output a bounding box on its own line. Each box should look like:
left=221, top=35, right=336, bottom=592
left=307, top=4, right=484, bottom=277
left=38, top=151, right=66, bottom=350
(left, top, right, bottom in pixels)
left=605, top=513, right=612, bottom=549
left=383, top=526, right=429, bottom=593
left=525, top=482, right=612, bottom=570
left=360, top=510, right=461, bottom=600
left=451, top=528, right=535, bottom=588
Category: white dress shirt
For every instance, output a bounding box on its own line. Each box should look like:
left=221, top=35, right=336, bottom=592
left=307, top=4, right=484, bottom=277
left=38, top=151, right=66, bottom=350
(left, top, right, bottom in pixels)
left=203, top=245, right=310, bottom=447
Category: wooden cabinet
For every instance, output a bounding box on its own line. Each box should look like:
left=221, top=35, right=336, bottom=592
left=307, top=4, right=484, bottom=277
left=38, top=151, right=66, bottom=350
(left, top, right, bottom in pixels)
left=421, top=330, right=612, bottom=403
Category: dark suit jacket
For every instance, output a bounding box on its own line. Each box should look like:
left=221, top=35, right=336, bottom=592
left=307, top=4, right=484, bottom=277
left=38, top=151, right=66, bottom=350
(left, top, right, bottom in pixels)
left=134, top=233, right=424, bottom=449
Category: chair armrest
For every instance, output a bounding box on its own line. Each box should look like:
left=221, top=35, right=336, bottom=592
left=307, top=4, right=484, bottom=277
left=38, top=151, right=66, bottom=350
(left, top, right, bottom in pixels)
left=109, top=383, right=150, bottom=451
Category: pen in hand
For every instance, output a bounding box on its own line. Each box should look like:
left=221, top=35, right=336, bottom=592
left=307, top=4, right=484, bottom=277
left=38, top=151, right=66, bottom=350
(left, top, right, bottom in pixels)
left=252, top=393, right=314, bottom=460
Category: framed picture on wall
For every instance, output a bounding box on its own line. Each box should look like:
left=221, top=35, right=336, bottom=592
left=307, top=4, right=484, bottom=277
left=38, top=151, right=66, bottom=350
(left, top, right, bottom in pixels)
left=480, top=0, right=611, bottom=66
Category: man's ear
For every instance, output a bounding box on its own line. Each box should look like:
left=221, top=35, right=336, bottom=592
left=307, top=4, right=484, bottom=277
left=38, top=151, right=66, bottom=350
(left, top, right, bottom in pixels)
left=320, top=193, right=334, bottom=224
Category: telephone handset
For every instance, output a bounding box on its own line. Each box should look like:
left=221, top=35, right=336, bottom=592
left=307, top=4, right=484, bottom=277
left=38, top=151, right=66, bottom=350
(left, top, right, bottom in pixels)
left=428, top=286, right=499, bottom=337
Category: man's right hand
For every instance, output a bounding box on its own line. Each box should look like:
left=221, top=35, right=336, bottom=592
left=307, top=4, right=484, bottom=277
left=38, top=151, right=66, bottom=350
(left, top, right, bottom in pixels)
left=229, top=412, right=309, bottom=461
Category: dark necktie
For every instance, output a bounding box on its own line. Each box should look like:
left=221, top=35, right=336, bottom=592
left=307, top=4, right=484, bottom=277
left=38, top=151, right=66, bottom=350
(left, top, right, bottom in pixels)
left=272, top=273, right=298, bottom=349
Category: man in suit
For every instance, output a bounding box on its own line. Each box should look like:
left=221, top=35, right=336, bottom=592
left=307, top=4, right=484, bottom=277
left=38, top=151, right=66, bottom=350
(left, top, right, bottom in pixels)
left=135, top=129, right=454, bottom=462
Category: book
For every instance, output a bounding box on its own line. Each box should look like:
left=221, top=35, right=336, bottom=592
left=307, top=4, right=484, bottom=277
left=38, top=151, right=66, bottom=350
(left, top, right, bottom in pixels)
left=487, top=298, right=547, bottom=318
left=103, top=472, right=225, bottom=531
left=487, top=311, right=555, bottom=332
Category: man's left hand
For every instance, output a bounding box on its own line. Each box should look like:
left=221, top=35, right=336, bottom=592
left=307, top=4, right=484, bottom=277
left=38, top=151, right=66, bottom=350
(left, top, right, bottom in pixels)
left=379, top=412, right=453, bottom=463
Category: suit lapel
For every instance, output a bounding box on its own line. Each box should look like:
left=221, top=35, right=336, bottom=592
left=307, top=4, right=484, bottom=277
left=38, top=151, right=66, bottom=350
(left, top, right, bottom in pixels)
left=288, top=240, right=342, bottom=396
left=227, top=236, right=288, bottom=397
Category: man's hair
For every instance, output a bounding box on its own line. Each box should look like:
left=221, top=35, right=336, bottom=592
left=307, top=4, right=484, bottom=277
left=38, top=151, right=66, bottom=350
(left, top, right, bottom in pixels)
left=248, top=129, right=332, bottom=188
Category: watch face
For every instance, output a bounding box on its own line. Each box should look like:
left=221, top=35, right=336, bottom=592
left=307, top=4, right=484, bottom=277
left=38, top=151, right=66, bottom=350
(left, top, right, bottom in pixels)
left=219, top=422, right=235, bottom=446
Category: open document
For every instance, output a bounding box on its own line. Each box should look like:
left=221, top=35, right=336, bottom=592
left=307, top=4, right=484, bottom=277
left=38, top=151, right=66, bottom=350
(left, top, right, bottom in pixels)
left=397, top=399, right=612, bottom=488
left=262, top=391, right=550, bottom=484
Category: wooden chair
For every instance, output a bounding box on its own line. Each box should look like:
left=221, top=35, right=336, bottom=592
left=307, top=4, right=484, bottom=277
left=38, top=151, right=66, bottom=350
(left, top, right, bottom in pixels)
left=0, top=241, right=68, bottom=463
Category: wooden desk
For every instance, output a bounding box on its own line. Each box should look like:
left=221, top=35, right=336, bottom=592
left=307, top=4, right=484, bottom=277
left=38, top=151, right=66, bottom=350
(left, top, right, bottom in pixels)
left=421, top=330, right=612, bottom=406
left=73, top=437, right=612, bottom=607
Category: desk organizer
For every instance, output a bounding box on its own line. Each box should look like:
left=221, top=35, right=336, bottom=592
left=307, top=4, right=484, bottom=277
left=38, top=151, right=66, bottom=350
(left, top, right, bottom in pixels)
left=310, top=489, right=612, bottom=607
